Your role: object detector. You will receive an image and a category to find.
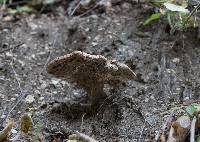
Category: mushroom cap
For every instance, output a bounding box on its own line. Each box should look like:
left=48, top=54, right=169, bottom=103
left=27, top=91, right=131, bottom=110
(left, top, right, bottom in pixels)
left=47, top=51, right=136, bottom=87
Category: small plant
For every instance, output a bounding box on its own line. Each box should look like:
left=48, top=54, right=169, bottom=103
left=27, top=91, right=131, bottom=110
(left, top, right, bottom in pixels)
left=20, top=113, right=34, bottom=133
left=0, top=0, right=57, bottom=14
left=144, top=0, right=200, bottom=33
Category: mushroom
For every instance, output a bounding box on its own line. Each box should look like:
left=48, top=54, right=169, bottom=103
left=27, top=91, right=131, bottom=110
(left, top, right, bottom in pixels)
left=47, top=51, right=136, bottom=106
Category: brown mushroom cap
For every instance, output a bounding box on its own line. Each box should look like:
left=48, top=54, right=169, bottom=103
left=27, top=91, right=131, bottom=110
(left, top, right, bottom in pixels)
left=47, top=51, right=136, bottom=86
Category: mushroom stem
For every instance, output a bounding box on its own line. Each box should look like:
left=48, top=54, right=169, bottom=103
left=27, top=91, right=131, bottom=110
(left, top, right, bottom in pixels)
left=85, top=83, right=107, bottom=106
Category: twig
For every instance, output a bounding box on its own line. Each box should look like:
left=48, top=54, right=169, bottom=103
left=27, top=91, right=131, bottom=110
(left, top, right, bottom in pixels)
left=139, top=124, right=145, bottom=142
left=170, top=38, right=177, bottom=49
left=9, top=56, right=26, bottom=112
left=96, top=92, right=116, bottom=116
left=0, top=42, right=24, bottom=54
left=190, top=116, right=196, bottom=142
left=79, top=3, right=99, bottom=17
left=70, top=0, right=105, bottom=17
left=80, top=113, right=86, bottom=132
left=38, top=5, right=46, bottom=15
left=0, top=0, right=6, bottom=20
left=155, top=108, right=179, bottom=141
left=5, top=0, right=27, bottom=7
left=39, top=33, right=57, bottom=74
left=185, top=2, right=200, bottom=24
left=155, top=110, right=175, bottom=141
left=70, top=0, right=82, bottom=16
left=0, top=43, right=25, bottom=125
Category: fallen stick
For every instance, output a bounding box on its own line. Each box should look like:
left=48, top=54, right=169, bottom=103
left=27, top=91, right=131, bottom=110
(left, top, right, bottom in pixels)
left=69, top=131, right=98, bottom=142
left=190, top=116, right=196, bottom=142
left=0, top=42, right=24, bottom=54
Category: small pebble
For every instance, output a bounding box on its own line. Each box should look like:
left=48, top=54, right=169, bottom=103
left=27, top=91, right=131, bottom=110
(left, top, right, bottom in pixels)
left=51, top=79, right=60, bottom=85
left=144, top=98, right=149, bottom=102
left=39, top=97, right=44, bottom=101
left=34, top=90, right=41, bottom=95
left=40, top=102, right=47, bottom=109
left=172, top=58, right=180, bottom=63
left=41, top=83, right=47, bottom=89
left=25, top=95, right=35, bottom=104
left=183, top=97, right=189, bottom=101
left=10, top=97, right=16, bottom=101
left=5, top=52, right=13, bottom=57
left=0, top=93, right=5, bottom=99
left=0, top=114, right=6, bottom=119
left=3, top=16, right=14, bottom=22
left=11, top=129, right=18, bottom=134
left=14, top=94, right=19, bottom=97
left=145, top=115, right=158, bottom=126
left=53, top=91, right=58, bottom=95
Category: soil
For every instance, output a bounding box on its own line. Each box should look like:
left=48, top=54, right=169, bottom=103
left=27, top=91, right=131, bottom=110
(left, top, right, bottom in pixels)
left=0, top=1, right=200, bottom=142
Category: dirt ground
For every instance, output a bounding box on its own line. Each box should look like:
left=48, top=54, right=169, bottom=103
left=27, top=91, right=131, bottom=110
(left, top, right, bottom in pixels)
left=0, top=1, right=200, bottom=141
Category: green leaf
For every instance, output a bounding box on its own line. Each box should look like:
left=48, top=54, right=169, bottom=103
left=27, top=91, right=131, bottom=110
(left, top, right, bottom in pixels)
left=185, top=104, right=196, bottom=117
left=16, top=6, right=33, bottom=13
left=0, top=0, right=7, bottom=4
left=163, top=2, right=189, bottom=13
left=193, top=104, right=200, bottom=112
left=185, top=103, right=200, bottom=117
left=143, top=13, right=161, bottom=25
left=197, top=135, right=200, bottom=142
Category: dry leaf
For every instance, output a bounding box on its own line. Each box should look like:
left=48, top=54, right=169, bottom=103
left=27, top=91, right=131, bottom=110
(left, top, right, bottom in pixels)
left=0, top=119, right=14, bottom=141
left=20, top=113, right=34, bottom=133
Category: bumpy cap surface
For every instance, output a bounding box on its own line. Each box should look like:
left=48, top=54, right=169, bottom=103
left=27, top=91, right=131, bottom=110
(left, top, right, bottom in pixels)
left=47, top=51, right=136, bottom=87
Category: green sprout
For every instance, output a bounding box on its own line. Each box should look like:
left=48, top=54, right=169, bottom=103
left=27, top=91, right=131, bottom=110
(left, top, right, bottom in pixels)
left=144, top=0, right=199, bottom=33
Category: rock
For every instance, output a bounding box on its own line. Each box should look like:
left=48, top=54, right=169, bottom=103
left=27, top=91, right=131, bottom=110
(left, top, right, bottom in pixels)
left=25, top=95, right=35, bottom=104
